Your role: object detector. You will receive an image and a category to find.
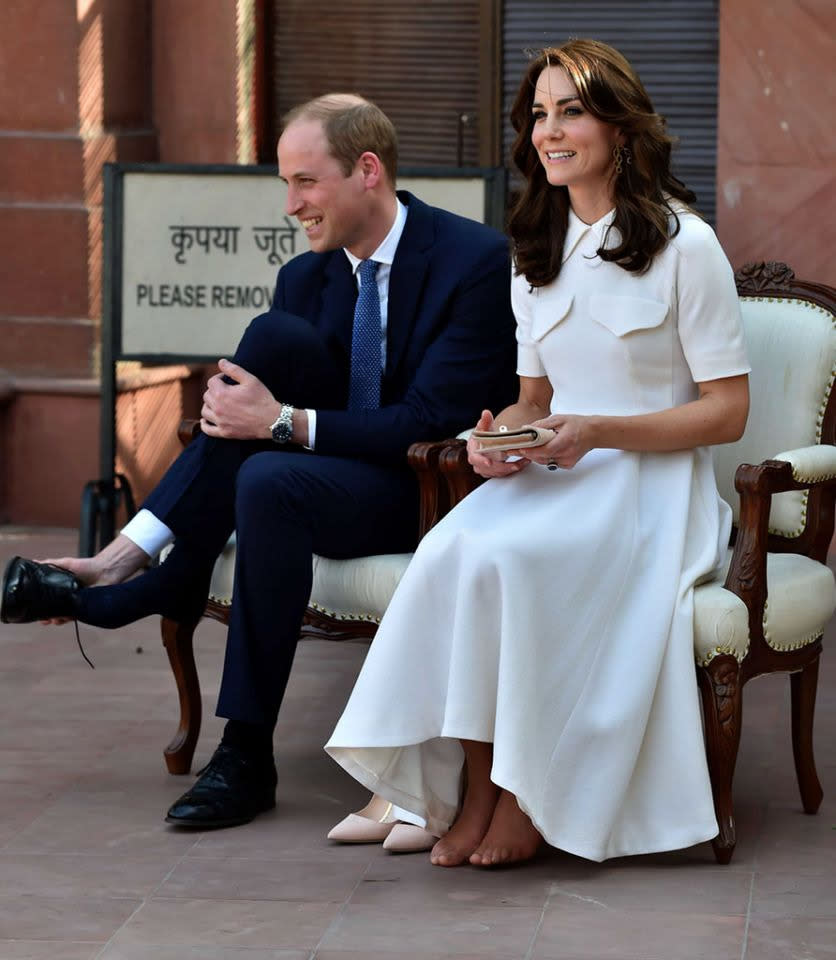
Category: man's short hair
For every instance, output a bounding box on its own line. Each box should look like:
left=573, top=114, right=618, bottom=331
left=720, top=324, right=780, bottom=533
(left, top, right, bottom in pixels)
left=282, top=93, right=398, bottom=186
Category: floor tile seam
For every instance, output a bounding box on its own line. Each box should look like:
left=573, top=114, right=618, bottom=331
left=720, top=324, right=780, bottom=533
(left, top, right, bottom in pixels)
left=522, top=877, right=554, bottom=960
left=309, top=858, right=375, bottom=956
left=139, top=893, right=360, bottom=905
left=90, top=891, right=155, bottom=960
left=0, top=850, right=191, bottom=860
left=748, top=867, right=836, bottom=880
left=182, top=853, right=377, bottom=863
left=739, top=872, right=755, bottom=960
left=1, top=847, right=202, bottom=859
left=0, top=892, right=147, bottom=902
left=157, top=853, right=378, bottom=864
left=0, top=938, right=107, bottom=947
left=148, top=829, right=207, bottom=898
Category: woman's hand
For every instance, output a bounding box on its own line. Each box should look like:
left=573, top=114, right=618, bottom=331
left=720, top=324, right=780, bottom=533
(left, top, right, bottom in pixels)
left=467, top=410, right=531, bottom=479
left=524, top=413, right=594, bottom=470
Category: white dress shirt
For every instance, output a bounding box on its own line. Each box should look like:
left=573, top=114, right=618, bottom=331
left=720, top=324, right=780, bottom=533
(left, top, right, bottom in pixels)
left=120, top=199, right=409, bottom=559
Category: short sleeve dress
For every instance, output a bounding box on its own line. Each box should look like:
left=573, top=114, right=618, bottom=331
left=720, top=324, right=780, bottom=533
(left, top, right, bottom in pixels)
left=326, top=207, right=750, bottom=861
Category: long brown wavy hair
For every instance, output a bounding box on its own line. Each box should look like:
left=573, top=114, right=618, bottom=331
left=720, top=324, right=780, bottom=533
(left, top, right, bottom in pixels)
left=508, top=39, right=696, bottom=287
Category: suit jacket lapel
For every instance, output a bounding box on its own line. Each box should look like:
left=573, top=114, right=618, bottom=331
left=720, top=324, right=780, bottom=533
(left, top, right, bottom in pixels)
left=319, top=251, right=357, bottom=357
left=386, top=193, right=432, bottom=376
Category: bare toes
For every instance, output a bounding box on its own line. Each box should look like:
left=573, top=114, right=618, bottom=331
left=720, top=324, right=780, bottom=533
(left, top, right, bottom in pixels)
left=430, top=838, right=471, bottom=867
left=469, top=845, right=519, bottom=868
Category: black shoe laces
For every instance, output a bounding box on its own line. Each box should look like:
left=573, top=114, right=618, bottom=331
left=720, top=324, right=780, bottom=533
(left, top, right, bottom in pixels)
left=73, top=620, right=95, bottom=669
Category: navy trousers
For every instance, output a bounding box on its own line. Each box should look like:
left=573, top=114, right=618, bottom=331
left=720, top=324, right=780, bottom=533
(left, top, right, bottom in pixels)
left=144, top=310, right=418, bottom=727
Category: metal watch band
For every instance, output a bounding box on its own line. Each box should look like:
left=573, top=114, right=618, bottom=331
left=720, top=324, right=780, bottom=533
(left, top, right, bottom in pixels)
left=270, top=404, right=295, bottom=444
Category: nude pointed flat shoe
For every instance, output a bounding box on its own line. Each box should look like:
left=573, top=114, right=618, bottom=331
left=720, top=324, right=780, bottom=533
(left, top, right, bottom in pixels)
left=382, top=823, right=439, bottom=853
left=327, top=793, right=397, bottom=843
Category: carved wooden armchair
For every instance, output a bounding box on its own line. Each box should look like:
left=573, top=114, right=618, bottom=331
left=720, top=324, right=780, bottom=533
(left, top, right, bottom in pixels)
left=160, top=261, right=836, bottom=867
left=432, top=261, right=836, bottom=865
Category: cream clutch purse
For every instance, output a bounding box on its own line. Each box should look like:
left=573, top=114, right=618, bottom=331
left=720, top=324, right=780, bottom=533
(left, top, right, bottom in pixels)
left=471, top=424, right=555, bottom=452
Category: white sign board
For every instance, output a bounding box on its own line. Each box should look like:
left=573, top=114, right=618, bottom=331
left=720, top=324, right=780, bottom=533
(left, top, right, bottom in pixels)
left=116, top=168, right=498, bottom=359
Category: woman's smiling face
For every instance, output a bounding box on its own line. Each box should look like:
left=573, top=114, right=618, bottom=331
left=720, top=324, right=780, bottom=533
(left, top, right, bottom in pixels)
left=530, top=65, right=623, bottom=199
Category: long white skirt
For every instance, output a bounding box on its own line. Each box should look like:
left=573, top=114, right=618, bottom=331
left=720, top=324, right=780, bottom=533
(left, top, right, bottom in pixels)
left=326, top=447, right=723, bottom=861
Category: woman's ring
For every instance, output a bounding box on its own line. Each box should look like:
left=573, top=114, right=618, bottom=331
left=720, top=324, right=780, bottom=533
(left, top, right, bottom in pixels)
left=547, top=459, right=558, bottom=471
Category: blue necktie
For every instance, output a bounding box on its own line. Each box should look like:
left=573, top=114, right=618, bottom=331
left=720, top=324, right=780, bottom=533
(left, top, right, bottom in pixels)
left=348, top=259, right=382, bottom=410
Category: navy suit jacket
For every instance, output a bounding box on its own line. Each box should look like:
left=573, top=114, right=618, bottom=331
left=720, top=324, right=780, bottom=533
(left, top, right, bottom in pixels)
left=271, top=191, right=518, bottom=463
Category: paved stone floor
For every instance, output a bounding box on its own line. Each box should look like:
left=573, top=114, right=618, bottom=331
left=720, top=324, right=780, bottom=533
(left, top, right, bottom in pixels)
left=0, top=527, right=835, bottom=959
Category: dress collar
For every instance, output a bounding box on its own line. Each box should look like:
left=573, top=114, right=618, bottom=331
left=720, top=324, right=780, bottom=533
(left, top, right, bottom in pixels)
left=562, top=206, right=616, bottom=263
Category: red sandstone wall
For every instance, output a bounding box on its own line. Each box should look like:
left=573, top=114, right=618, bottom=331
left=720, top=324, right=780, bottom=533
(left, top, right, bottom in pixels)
left=717, top=0, right=836, bottom=284
left=152, top=0, right=239, bottom=163
left=0, top=0, right=234, bottom=526
left=0, top=0, right=91, bottom=377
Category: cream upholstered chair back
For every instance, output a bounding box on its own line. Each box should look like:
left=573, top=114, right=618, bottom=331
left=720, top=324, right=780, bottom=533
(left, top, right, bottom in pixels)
left=713, top=279, right=836, bottom=538
left=693, top=262, right=836, bottom=866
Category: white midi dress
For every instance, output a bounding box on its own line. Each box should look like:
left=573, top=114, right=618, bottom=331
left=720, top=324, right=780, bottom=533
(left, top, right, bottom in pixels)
left=326, top=208, right=751, bottom=862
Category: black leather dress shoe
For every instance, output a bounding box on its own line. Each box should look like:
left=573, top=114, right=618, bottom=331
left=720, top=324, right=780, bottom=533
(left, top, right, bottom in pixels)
left=165, top=743, right=277, bottom=829
left=0, top=556, right=82, bottom=624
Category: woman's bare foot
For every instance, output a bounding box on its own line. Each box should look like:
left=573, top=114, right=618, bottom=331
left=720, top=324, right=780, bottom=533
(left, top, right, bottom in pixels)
left=431, top=783, right=500, bottom=867
left=469, top=789, right=542, bottom=867
left=431, top=740, right=499, bottom=867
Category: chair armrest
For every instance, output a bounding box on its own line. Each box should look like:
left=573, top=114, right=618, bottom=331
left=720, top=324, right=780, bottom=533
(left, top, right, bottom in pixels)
left=407, top=439, right=472, bottom=538
left=773, top=445, right=836, bottom=484
left=725, top=455, right=836, bottom=658
left=178, top=418, right=201, bottom=446
left=438, top=438, right=486, bottom=509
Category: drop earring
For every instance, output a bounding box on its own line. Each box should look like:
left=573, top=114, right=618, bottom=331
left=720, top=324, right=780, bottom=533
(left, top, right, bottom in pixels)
left=613, top=143, right=632, bottom=175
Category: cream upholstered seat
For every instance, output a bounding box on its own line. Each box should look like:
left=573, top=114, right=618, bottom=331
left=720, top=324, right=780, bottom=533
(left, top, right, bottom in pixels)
left=693, top=547, right=836, bottom=666
left=160, top=262, right=836, bottom=867
left=205, top=536, right=412, bottom=627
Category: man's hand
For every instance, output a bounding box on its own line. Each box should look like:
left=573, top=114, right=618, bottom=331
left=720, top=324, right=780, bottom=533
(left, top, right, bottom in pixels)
left=200, top=358, right=281, bottom=440
left=466, top=409, right=530, bottom=479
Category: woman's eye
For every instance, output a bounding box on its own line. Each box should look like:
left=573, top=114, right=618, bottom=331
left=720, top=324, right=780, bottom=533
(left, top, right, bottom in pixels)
left=532, top=110, right=546, bottom=122
left=563, top=106, right=583, bottom=117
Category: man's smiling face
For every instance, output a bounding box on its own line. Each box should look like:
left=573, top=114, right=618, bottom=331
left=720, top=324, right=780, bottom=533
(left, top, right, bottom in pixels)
left=278, top=118, right=371, bottom=255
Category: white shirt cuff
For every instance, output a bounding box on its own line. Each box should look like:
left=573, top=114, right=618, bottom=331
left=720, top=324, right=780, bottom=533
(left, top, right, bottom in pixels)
left=305, top=409, right=317, bottom=449
left=121, top=509, right=175, bottom=558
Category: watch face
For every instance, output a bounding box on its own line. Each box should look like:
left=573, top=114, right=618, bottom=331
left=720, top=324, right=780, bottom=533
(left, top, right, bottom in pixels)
left=271, top=408, right=293, bottom=443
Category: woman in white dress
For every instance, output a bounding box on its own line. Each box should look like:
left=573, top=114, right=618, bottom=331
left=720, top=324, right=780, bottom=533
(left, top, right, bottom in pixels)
left=326, top=39, right=751, bottom=867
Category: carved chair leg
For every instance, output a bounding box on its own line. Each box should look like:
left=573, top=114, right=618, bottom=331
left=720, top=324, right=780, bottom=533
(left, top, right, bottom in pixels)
left=791, top=655, right=824, bottom=815
left=160, top=616, right=202, bottom=775
left=697, top=656, right=743, bottom=865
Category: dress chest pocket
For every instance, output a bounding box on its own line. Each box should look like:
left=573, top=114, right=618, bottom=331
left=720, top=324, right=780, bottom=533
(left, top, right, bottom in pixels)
left=530, top=293, right=574, bottom=341
left=588, top=293, right=674, bottom=402
left=589, top=293, right=669, bottom=337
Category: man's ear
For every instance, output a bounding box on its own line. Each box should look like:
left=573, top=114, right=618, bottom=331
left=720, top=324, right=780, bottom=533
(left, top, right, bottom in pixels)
left=358, top=151, right=383, bottom=188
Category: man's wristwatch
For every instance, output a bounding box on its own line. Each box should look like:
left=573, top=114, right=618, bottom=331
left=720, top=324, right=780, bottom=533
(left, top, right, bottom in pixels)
left=269, top=404, right=295, bottom=444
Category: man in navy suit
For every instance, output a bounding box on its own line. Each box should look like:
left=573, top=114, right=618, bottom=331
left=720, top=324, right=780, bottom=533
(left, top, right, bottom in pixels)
left=0, top=94, right=517, bottom=827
